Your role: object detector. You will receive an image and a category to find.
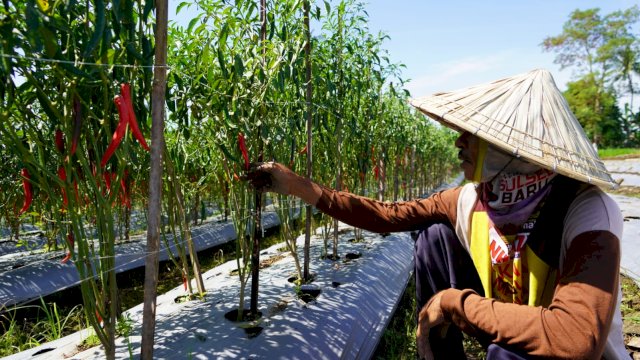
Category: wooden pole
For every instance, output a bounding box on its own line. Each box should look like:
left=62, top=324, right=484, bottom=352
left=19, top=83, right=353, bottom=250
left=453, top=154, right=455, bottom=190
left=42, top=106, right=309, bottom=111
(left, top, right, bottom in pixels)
left=303, top=0, right=313, bottom=281
left=141, top=0, right=167, bottom=357
left=250, top=0, right=267, bottom=316
left=332, top=3, right=344, bottom=260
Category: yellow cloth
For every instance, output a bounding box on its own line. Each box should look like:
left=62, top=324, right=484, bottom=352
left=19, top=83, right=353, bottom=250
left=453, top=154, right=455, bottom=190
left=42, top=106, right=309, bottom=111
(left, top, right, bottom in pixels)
left=470, top=209, right=557, bottom=306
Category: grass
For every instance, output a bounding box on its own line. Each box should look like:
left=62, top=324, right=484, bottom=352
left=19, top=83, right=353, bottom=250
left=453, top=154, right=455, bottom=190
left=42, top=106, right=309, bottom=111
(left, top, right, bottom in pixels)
left=0, top=299, right=84, bottom=357
left=621, top=273, right=640, bottom=357
left=374, top=273, right=640, bottom=359
left=599, top=148, right=640, bottom=159
left=373, top=276, right=417, bottom=359
left=372, top=275, right=486, bottom=360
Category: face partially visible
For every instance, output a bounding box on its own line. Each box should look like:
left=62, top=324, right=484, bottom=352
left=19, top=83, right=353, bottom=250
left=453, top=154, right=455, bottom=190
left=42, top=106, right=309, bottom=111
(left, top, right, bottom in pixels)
left=454, top=131, right=481, bottom=181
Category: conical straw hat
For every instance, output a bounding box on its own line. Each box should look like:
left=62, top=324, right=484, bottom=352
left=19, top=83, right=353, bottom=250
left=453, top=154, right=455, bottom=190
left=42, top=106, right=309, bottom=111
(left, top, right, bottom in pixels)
left=409, top=69, right=618, bottom=189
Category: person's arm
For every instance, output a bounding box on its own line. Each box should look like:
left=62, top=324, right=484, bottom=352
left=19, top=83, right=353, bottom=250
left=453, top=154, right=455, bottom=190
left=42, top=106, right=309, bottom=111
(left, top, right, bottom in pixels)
left=438, top=230, right=620, bottom=359
left=314, top=183, right=461, bottom=232
left=247, top=162, right=461, bottom=233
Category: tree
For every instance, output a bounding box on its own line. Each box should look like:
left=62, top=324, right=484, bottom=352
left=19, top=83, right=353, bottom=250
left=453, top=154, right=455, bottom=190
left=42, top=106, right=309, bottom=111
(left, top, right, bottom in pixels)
left=542, top=6, right=640, bottom=145
left=564, top=74, right=624, bottom=147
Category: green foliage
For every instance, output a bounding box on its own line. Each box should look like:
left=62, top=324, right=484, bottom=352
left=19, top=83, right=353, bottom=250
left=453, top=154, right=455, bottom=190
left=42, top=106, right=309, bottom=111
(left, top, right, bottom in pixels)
left=564, top=74, right=625, bottom=146
left=598, top=147, right=640, bottom=159
left=35, top=298, right=83, bottom=343
left=0, top=300, right=83, bottom=356
left=542, top=5, right=640, bottom=147
left=2, top=0, right=460, bottom=356
left=1, top=0, right=156, bottom=357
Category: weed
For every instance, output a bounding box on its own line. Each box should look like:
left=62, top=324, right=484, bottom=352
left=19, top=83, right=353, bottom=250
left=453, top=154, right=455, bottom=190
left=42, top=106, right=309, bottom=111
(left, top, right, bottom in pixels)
left=0, top=300, right=83, bottom=356
left=78, top=334, right=101, bottom=351
left=35, top=297, right=83, bottom=343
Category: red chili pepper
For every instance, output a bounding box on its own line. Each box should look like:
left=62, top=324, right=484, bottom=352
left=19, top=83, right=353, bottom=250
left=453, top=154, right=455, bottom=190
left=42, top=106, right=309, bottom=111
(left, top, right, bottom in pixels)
left=101, top=95, right=129, bottom=168
left=58, top=167, right=68, bottom=207
left=95, top=309, right=103, bottom=324
left=55, top=129, right=65, bottom=153
left=61, top=233, right=74, bottom=264
left=237, top=132, right=249, bottom=170
left=18, top=168, right=32, bottom=215
left=233, top=173, right=240, bottom=182
left=373, top=165, right=380, bottom=181
left=71, top=95, right=82, bottom=156
left=298, top=145, right=308, bottom=155
left=183, top=276, right=188, bottom=290
left=121, top=83, right=150, bottom=151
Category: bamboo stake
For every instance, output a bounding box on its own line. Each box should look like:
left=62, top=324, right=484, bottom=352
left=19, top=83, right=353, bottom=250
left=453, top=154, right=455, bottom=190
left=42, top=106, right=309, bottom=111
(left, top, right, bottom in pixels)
left=141, top=0, right=167, bottom=357
left=332, top=3, right=344, bottom=260
left=250, top=0, right=267, bottom=316
left=303, top=0, right=313, bottom=281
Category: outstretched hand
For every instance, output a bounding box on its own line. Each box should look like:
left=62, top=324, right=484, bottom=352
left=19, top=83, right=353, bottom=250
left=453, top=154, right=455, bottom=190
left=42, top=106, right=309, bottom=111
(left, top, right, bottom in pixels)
left=245, top=161, right=297, bottom=195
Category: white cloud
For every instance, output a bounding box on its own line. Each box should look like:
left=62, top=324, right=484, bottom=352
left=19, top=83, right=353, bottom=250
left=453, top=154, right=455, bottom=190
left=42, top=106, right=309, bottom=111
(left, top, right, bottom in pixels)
left=404, top=50, right=574, bottom=97
left=405, top=53, right=513, bottom=97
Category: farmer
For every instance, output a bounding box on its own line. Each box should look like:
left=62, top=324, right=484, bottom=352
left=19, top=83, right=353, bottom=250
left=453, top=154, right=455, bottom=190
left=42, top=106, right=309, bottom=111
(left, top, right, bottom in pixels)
left=246, top=69, right=627, bottom=359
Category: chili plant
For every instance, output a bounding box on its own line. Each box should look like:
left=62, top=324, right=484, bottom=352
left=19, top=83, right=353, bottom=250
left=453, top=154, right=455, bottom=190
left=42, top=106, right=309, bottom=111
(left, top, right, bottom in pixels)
left=0, top=1, right=156, bottom=358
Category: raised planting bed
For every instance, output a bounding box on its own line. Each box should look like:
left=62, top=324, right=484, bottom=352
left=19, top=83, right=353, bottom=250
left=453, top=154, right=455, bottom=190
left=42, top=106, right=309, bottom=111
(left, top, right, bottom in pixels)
left=0, top=206, right=284, bottom=308
left=8, top=223, right=414, bottom=359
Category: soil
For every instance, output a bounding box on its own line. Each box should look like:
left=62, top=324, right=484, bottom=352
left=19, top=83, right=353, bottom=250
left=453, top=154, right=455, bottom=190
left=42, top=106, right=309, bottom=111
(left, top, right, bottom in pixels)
left=259, top=253, right=287, bottom=268
left=287, top=272, right=316, bottom=285
left=297, top=284, right=322, bottom=303
left=321, top=254, right=340, bottom=260
left=223, top=309, right=263, bottom=323
left=344, top=252, right=362, bottom=260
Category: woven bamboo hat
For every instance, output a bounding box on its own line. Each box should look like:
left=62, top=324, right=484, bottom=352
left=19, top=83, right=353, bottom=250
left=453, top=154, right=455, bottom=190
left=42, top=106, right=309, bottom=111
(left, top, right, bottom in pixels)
left=409, top=69, right=618, bottom=189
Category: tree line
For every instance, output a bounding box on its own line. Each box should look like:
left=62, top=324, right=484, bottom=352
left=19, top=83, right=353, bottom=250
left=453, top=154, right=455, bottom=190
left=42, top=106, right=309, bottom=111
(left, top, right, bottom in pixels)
left=543, top=6, right=640, bottom=147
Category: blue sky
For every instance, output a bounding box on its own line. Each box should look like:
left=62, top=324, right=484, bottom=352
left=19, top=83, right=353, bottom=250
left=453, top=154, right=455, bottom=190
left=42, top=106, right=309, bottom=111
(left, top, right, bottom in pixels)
left=169, top=0, right=639, bottom=97
left=362, top=1, right=639, bottom=97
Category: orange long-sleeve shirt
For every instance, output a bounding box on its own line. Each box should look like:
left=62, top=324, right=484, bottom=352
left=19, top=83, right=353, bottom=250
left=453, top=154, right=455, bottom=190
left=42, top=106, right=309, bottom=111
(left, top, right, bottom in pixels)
left=314, top=183, right=627, bottom=359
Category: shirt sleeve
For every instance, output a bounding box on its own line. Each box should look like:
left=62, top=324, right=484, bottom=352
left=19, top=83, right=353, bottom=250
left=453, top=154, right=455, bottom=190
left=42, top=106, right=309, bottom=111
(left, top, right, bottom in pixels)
left=313, top=185, right=462, bottom=233
left=439, top=230, right=621, bottom=359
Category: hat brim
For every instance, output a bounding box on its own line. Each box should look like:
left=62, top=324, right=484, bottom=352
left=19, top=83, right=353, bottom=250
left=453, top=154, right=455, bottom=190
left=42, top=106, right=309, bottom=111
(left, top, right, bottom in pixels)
left=409, top=70, right=618, bottom=189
